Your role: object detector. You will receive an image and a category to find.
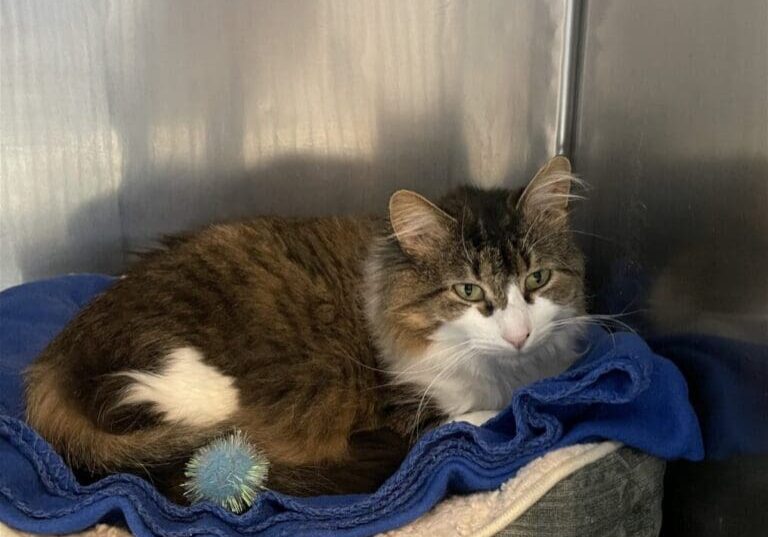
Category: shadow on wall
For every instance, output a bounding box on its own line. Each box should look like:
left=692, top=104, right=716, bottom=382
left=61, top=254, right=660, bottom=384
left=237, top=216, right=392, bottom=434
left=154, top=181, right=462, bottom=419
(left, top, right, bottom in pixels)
left=9, top=0, right=559, bottom=287
left=16, top=106, right=473, bottom=282
left=574, top=156, right=768, bottom=345
left=19, top=141, right=767, bottom=349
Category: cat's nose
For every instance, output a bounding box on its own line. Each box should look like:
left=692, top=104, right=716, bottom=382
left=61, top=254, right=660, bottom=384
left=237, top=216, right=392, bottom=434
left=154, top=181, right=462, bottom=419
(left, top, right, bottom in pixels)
left=502, top=330, right=529, bottom=350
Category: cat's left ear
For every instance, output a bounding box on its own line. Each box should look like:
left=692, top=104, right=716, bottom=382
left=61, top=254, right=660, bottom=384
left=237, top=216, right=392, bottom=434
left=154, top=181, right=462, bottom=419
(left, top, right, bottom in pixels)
left=389, top=190, right=456, bottom=258
left=515, top=155, right=576, bottom=217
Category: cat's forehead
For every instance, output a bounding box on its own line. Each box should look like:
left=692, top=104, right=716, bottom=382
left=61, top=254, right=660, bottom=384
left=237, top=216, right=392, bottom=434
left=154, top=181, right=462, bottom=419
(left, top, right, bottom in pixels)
left=450, top=186, right=514, bottom=229
left=439, top=186, right=526, bottom=272
left=439, top=186, right=521, bottom=225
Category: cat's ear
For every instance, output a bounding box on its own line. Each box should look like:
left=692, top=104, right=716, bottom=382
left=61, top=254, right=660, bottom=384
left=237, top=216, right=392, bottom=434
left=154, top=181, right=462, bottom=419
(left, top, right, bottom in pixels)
left=515, top=156, right=576, bottom=217
left=389, top=190, right=456, bottom=258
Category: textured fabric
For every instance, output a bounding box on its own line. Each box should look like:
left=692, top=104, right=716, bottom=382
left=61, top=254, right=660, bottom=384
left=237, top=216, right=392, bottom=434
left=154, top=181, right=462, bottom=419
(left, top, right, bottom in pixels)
left=381, top=442, right=622, bottom=537
left=0, top=444, right=664, bottom=537
left=496, top=447, right=665, bottom=537
left=0, top=275, right=702, bottom=537
left=0, top=522, right=132, bottom=537
left=649, top=334, right=768, bottom=460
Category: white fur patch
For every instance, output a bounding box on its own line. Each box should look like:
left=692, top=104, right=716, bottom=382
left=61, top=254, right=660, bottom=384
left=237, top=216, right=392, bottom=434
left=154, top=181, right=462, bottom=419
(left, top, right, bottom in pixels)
left=119, top=347, right=239, bottom=427
left=398, top=283, right=583, bottom=419
left=448, top=410, right=499, bottom=426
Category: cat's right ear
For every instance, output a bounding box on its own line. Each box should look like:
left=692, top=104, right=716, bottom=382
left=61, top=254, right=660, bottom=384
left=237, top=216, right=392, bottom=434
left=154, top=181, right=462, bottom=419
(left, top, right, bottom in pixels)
left=389, top=190, right=456, bottom=258
left=515, top=155, right=576, bottom=219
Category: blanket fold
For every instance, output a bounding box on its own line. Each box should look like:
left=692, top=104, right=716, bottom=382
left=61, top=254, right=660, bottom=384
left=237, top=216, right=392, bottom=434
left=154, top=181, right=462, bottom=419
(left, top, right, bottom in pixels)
left=0, top=275, right=703, bottom=537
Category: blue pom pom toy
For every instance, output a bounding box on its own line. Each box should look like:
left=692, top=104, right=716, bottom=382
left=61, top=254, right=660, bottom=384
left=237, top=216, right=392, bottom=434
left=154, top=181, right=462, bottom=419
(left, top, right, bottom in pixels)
left=183, top=430, right=270, bottom=513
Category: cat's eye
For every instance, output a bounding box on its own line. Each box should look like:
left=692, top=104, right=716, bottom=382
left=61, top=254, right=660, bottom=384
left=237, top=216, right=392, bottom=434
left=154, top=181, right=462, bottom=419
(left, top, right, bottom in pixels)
left=525, top=269, right=552, bottom=291
left=453, top=283, right=485, bottom=302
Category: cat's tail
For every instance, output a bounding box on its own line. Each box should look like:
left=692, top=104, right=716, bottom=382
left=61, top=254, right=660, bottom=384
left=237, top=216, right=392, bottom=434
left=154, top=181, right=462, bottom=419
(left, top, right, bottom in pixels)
left=265, top=429, right=411, bottom=496
left=24, top=360, right=220, bottom=476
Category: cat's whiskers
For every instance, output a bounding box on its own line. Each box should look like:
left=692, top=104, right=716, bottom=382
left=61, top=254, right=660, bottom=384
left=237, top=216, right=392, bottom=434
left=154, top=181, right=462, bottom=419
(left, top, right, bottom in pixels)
left=519, top=175, right=586, bottom=251
left=471, top=338, right=546, bottom=384
left=459, top=203, right=473, bottom=265
left=339, top=339, right=477, bottom=380
left=519, top=174, right=587, bottom=207
left=362, top=340, right=479, bottom=394
left=542, top=311, right=642, bottom=352
left=519, top=209, right=549, bottom=251
left=339, top=351, right=393, bottom=374
left=547, top=312, right=641, bottom=334
left=524, top=214, right=570, bottom=251
left=410, top=345, right=478, bottom=440
left=391, top=340, right=476, bottom=380
left=568, top=229, right=620, bottom=245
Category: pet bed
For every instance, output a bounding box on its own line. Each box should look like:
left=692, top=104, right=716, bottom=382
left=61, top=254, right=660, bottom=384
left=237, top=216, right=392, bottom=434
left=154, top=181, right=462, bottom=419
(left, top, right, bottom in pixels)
left=0, top=275, right=703, bottom=536
left=1, top=443, right=668, bottom=536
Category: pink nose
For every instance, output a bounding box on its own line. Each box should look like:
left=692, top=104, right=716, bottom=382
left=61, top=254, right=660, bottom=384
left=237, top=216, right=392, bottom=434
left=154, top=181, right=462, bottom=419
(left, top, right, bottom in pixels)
left=503, top=330, right=529, bottom=349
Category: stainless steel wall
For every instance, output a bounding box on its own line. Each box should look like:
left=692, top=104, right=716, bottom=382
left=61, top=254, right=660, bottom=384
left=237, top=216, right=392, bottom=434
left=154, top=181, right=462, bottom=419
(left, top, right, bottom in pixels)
left=573, top=2, right=767, bottom=535
left=573, top=0, right=767, bottom=347
left=0, top=0, right=566, bottom=289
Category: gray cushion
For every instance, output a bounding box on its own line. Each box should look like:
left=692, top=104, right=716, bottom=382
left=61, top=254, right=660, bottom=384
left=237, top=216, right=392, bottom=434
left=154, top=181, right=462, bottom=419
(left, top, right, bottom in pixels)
left=497, top=448, right=665, bottom=537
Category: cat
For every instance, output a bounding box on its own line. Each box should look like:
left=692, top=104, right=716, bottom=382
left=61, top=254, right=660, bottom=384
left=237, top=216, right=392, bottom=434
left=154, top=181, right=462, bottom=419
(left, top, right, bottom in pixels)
left=24, top=156, right=586, bottom=500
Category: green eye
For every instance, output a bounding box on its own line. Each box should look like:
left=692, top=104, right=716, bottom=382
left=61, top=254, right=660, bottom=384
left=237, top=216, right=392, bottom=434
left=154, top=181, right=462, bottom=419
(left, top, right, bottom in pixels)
left=525, top=269, right=552, bottom=291
left=453, top=283, right=485, bottom=302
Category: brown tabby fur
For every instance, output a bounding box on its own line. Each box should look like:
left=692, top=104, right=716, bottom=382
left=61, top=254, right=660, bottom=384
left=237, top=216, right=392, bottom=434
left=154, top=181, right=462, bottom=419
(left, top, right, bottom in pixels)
left=24, top=156, right=585, bottom=501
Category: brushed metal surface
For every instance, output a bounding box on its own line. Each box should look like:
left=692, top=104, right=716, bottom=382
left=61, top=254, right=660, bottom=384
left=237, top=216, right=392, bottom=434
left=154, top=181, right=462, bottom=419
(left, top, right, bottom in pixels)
left=573, top=2, right=767, bottom=535
left=573, top=0, right=768, bottom=344
left=0, top=0, right=565, bottom=289
left=554, top=0, right=582, bottom=156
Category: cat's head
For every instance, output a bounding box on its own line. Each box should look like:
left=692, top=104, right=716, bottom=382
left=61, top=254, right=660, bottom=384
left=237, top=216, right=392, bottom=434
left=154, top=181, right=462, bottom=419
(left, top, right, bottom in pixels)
left=366, top=156, right=586, bottom=379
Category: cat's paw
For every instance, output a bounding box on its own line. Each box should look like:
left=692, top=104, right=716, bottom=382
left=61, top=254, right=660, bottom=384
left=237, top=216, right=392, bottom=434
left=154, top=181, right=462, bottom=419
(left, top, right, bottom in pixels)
left=447, top=410, right=499, bottom=427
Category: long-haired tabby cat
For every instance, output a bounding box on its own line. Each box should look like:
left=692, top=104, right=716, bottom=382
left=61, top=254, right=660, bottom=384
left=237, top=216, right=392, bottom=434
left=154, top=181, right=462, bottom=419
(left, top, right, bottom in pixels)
left=25, top=156, right=586, bottom=500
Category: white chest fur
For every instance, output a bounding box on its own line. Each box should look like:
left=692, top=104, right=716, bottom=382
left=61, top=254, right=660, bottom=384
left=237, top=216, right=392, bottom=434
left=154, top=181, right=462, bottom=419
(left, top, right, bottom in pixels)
left=411, top=334, right=580, bottom=417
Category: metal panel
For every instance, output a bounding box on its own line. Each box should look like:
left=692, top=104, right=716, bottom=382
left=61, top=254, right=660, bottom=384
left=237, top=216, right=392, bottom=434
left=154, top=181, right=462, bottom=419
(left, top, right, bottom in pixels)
left=0, top=2, right=126, bottom=286
left=573, top=0, right=768, bottom=344
left=0, top=0, right=566, bottom=289
left=573, top=2, right=768, bottom=535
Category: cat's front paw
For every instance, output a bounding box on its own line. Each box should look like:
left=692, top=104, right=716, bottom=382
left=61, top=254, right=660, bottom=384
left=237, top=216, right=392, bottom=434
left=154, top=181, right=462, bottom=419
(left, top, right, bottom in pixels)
left=447, top=410, right=499, bottom=427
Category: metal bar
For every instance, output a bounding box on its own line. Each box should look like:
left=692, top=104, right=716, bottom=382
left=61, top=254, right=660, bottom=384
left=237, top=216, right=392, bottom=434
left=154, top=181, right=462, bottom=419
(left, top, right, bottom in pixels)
left=555, top=0, right=584, bottom=157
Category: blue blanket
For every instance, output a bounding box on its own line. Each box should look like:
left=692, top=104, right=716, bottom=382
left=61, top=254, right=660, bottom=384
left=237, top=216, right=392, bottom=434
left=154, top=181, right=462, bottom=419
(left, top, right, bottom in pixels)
left=0, top=275, right=703, bottom=537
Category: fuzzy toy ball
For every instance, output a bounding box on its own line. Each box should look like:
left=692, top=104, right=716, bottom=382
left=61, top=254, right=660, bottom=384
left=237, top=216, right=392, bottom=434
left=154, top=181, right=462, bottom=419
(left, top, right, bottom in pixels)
left=183, top=430, right=270, bottom=513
